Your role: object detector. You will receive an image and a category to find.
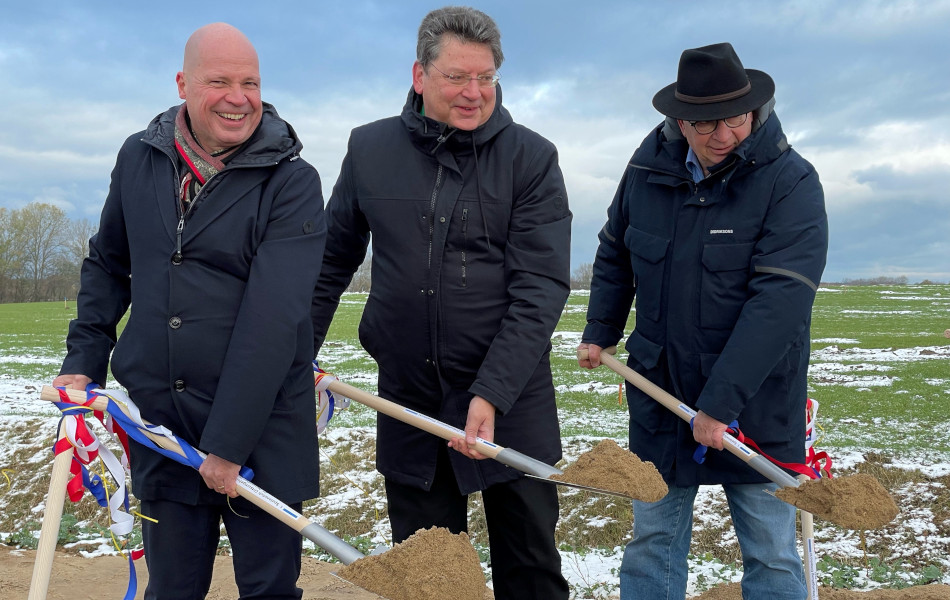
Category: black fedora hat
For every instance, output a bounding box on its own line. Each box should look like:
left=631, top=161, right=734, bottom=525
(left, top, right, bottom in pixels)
left=652, top=42, right=774, bottom=121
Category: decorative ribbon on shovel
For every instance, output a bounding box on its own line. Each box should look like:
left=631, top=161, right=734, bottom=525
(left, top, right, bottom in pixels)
left=33, top=385, right=371, bottom=600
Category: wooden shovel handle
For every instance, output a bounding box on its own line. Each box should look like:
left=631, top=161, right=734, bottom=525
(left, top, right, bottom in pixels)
left=579, top=347, right=800, bottom=489
left=39, top=386, right=365, bottom=565
left=28, top=421, right=74, bottom=600
left=321, top=376, right=562, bottom=479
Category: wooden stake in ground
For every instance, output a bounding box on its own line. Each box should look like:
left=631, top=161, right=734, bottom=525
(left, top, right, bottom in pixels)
left=799, top=474, right=819, bottom=600
left=28, top=421, right=73, bottom=600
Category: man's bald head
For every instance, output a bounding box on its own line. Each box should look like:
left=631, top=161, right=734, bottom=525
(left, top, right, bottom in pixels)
left=182, top=23, right=258, bottom=73
left=176, top=23, right=263, bottom=153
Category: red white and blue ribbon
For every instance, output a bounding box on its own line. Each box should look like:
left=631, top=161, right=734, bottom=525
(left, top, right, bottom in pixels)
left=52, top=384, right=139, bottom=600
left=51, top=385, right=256, bottom=600
left=313, top=360, right=350, bottom=434
left=691, top=396, right=833, bottom=480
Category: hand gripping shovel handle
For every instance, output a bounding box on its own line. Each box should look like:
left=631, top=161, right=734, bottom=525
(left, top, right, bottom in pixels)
left=40, top=386, right=365, bottom=565
left=585, top=349, right=801, bottom=489
left=322, top=377, right=562, bottom=479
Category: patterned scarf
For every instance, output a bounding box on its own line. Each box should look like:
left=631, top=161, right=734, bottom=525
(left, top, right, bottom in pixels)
left=173, top=105, right=241, bottom=214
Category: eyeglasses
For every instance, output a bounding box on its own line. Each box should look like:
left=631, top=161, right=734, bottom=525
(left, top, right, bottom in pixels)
left=687, top=113, right=749, bottom=135
left=427, top=63, right=500, bottom=88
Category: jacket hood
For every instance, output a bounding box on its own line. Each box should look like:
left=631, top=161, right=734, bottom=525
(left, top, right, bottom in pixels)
left=400, top=85, right=513, bottom=155
left=142, top=102, right=303, bottom=166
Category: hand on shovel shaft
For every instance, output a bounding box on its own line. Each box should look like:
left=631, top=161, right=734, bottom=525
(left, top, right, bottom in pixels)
left=576, top=347, right=801, bottom=489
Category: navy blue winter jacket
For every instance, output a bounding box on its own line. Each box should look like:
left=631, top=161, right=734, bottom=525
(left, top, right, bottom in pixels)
left=312, top=88, right=571, bottom=494
left=62, top=103, right=326, bottom=504
left=583, top=111, right=828, bottom=486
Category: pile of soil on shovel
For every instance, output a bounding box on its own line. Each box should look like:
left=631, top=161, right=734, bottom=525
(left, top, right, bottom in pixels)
left=337, top=527, right=490, bottom=600
left=775, top=473, right=899, bottom=530
left=552, top=438, right=668, bottom=502
left=692, top=582, right=950, bottom=599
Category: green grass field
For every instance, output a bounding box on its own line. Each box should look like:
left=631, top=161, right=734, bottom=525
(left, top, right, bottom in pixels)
left=1, top=284, right=949, bottom=595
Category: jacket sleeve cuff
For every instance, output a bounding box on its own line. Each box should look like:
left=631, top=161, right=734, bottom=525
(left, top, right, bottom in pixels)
left=581, top=321, right=624, bottom=349
left=468, top=381, right=513, bottom=416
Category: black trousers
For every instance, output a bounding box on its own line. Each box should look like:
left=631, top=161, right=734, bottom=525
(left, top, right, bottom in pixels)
left=140, top=498, right=303, bottom=600
left=385, top=445, right=569, bottom=600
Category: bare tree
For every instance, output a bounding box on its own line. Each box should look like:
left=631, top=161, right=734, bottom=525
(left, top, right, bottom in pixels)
left=13, top=202, right=70, bottom=301
left=60, top=217, right=97, bottom=300
left=570, top=262, right=594, bottom=290
left=0, top=208, right=26, bottom=302
left=346, top=251, right=372, bottom=293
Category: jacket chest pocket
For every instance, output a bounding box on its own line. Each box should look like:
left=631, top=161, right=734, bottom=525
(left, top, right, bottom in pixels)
left=624, top=226, right=670, bottom=322
left=700, top=242, right=754, bottom=329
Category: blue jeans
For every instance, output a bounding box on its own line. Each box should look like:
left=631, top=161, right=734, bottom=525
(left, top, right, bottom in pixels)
left=620, top=483, right=805, bottom=600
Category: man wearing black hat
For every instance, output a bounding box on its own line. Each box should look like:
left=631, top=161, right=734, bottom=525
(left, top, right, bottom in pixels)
left=578, top=43, right=827, bottom=599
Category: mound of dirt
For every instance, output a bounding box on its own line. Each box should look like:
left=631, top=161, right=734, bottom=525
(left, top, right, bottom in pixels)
left=337, top=527, right=489, bottom=600
left=552, top=438, right=668, bottom=501
left=691, top=582, right=950, bottom=599
left=775, top=473, right=899, bottom=530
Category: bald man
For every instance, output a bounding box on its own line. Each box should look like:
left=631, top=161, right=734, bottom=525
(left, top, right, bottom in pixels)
left=55, top=23, right=326, bottom=598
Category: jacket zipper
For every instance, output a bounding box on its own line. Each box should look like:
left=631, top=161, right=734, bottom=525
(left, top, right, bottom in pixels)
left=460, top=207, right=468, bottom=287
left=175, top=172, right=217, bottom=262
left=426, top=164, right=443, bottom=269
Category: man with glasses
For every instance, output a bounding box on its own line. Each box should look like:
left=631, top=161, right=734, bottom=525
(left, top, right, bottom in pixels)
left=311, top=6, right=570, bottom=599
left=578, top=43, right=827, bottom=599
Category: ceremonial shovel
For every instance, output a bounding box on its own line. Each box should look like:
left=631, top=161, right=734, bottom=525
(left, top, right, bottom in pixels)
left=583, top=348, right=802, bottom=489
left=582, top=348, right=819, bottom=600
left=319, top=374, right=632, bottom=498
left=37, top=386, right=368, bottom=565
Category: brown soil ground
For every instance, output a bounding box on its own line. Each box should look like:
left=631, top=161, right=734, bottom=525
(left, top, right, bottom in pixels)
left=0, top=547, right=384, bottom=599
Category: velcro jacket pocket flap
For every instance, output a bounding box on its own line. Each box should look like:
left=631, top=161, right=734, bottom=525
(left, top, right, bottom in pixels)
left=701, top=242, right=754, bottom=272
left=625, top=227, right=670, bottom=264
left=625, top=329, right=664, bottom=370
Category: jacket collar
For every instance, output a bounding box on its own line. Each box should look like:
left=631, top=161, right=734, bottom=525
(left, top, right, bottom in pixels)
left=142, top=102, right=302, bottom=167
left=399, top=85, right=513, bottom=156
left=634, top=110, right=790, bottom=179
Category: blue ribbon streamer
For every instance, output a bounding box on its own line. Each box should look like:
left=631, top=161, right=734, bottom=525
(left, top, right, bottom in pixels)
left=690, top=418, right=740, bottom=465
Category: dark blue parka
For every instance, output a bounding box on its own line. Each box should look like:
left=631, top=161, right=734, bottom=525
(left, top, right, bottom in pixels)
left=583, top=110, right=828, bottom=486
left=61, top=103, right=326, bottom=504
left=312, top=88, right=571, bottom=494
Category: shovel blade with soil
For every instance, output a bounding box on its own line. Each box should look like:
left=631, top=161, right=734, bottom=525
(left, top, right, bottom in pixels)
left=582, top=349, right=898, bottom=530
left=320, top=373, right=666, bottom=502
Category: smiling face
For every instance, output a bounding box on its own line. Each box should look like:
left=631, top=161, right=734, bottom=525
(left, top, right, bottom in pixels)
left=678, top=112, right=753, bottom=173
left=412, top=37, right=496, bottom=131
left=176, top=24, right=262, bottom=153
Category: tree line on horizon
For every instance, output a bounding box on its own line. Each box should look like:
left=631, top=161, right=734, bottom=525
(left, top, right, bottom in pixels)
left=0, top=202, right=941, bottom=305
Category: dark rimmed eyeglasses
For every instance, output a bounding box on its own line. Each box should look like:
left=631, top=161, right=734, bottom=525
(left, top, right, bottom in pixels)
left=687, top=113, right=749, bottom=135
left=427, top=63, right=500, bottom=88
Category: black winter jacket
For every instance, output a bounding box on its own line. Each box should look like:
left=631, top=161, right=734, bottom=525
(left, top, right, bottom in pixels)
left=583, top=112, right=828, bottom=486
left=62, top=103, right=326, bottom=504
left=312, top=88, right=571, bottom=494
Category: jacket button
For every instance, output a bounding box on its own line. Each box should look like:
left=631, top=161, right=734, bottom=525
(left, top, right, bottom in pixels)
left=169, top=316, right=182, bottom=329
left=439, top=216, right=446, bottom=223
left=427, top=289, right=434, bottom=295
left=174, top=379, right=185, bottom=392
left=699, top=197, right=706, bottom=203
left=171, top=252, right=183, bottom=265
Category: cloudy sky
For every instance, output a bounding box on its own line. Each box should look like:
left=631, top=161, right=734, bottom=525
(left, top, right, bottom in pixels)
left=2, top=0, right=948, bottom=283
